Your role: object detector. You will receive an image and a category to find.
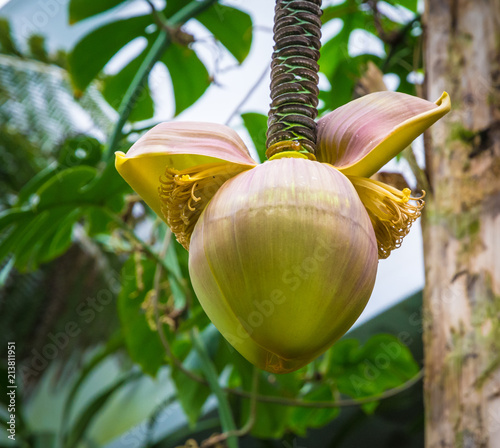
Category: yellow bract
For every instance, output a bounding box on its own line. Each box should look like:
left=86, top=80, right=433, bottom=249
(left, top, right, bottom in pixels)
left=115, top=121, right=256, bottom=222
left=317, top=91, right=451, bottom=177
left=339, top=92, right=451, bottom=177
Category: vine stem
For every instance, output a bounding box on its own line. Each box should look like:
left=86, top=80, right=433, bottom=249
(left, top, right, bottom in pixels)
left=230, top=369, right=424, bottom=408
left=200, top=366, right=259, bottom=448
left=103, top=0, right=219, bottom=161
left=403, top=145, right=431, bottom=193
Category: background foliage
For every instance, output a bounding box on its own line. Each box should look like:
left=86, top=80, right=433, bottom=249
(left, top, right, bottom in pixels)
left=0, top=0, right=426, bottom=446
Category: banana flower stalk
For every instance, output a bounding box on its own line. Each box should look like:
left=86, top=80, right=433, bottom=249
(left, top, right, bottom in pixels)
left=116, top=91, right=450, bottom=373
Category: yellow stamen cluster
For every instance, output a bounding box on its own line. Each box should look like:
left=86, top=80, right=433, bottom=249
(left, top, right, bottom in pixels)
left=348, top=176, right=425, bottom=259
left=158, top=163, right=247, bottom=250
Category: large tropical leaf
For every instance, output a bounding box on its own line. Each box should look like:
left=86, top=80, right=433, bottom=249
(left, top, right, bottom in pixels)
left=69, top=0, right=129, bottom=24
left=68, top=15, right=152, bottom=91
left=0, top=164, right=128, bottom=271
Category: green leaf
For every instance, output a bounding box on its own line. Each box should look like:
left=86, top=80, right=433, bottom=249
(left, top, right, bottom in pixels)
left=28, top=35, right=49, bottom=63
left=35, top=166, right=95, bottom=207
left=171, top=326, right=221, bottom=426
left=176, top=304, right=210, bottom=333
left=324, top=334, right=419, bottom=404
left=319, top=55, right=382, bottom=114
left=15, top=207, right=80, bottom=268
left=69, top=0, right=129, bottom=24
left=389, top=0, right=418, bottom=13
left=163, top=0, right=190, bottom=20
left=64, top=371, right=140, bottom=448
left=102, top=42, right=155, bottom=122
left=319, top=62, right=355, bottom=113
left=86, top=208, right=114, bottom=236
left=161, top=43, right=211, bottom=116
left=0, top=165, right=127, bottom=271
left=0, top=205, right=76, bottom=271
left=321, top=2, right=359, bottom=24
left=82, top=161, right=128, bottom=211
left=61, top=333, right=124, bottom=438
left=289, top=385, right=340, bottom=436
left=384, top=41, right=419, bottom=96
left=171, top=366, right=210, bottom=427
left=319, top=28, right=349, bottom=80
left=15, top=163, right=58, bottom=205
left=68, top=15, right=152, bottom=91
left=0, top=18, right=21, bottom=55
left=197, top=4, right=252, bottom=63
left=117, top=256, right=166, bottom=376
left=319, top=8, right=366, bottom=79
left=241, top=112, right=267, bottom=163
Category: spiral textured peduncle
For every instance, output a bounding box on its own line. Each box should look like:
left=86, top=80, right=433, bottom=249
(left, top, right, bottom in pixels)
left=266, top=0, right=322, bottom=159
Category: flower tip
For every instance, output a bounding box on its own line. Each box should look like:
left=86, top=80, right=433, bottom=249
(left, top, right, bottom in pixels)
left=115, top=151, right=135, bottom=184
left=436, top=91, right=451, bottom=112
left=114, top=151, right=127, bottom=172
left=318, top=90, right=452, bottom=179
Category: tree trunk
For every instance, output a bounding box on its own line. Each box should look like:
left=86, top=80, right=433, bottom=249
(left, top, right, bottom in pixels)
left=423, top=0, right=500, bottom=446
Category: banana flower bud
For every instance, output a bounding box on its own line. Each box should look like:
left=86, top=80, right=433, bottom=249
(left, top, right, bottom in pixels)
left=116, top=91, right=450, bottom=373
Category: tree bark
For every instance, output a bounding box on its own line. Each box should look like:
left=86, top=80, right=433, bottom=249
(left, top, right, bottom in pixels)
left=423, top=0, right=500, bottom=446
